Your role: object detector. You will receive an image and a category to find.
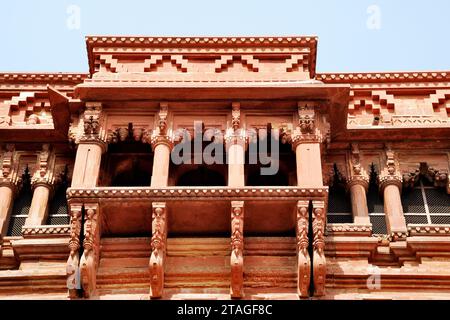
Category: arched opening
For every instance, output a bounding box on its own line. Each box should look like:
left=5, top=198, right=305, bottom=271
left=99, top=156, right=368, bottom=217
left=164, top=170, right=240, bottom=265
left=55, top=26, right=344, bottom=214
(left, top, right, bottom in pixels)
left=7, top=167, right=32, bottom=236
left=327, top=164, right=353, bottom=224
left=367, top=164, right=387, bottom=234
left=245, top=124, right=295, bottom=186
left=100, top=124, right=153, bottom=187
left=46, top=166, right=70, bottom=225
left=402, top=164, right=450, bottom=225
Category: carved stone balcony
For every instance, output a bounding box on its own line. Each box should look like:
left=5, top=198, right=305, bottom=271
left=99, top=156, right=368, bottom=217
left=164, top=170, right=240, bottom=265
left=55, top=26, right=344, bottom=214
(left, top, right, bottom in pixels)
left=67, top=186, right=328, bottom=236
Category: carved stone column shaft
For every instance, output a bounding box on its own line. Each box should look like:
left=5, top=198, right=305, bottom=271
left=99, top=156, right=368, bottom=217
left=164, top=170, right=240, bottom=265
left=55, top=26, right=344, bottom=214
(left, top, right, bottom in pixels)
left=72, top=142, right=105, bottom=188
left=349, top=181, right=370, bottom=225
left=0, top=185, right=14, bottom=238
left=24, top=183, right=52, bottom=226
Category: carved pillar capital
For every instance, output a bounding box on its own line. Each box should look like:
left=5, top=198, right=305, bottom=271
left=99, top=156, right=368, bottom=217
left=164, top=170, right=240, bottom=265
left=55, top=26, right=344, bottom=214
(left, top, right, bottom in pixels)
left=347, top=175, right=370, bottom=191
left=378, top=144, right=403, bottom=191
left=296, top=200, right=311, bottom=298
left=230, top=201, right=244, bottom=299
left=0, top=144, right=20, bottom=191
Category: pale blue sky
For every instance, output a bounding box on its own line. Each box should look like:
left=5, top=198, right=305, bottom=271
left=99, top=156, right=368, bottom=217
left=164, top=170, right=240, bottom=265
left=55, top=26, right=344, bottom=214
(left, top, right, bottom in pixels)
left=0, top=0, right=449, bottom=73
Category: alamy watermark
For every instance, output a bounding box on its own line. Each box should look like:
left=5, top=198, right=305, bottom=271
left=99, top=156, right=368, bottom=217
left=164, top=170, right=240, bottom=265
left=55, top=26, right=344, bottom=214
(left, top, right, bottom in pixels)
left=66, top=4, right=81, bottom=30
left=170, top=122, right=282, bottom=176
left=366, top=5, right=382, bottom=30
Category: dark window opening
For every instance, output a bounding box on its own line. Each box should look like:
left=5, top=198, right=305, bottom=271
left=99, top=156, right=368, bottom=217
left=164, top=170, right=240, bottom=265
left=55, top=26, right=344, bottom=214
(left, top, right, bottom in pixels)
left=245, top=124, right=295, bottom=187
left=102, top=124, right=154, bottom=187
left=327, top=164, right=353, bottom=224
left=176, top=166, right=226, bottom=187
left=367, top=164, right=387, bottom=234
left=47, top=166, right=70, bottom=225
left=7, top=167, right=32, bottom=236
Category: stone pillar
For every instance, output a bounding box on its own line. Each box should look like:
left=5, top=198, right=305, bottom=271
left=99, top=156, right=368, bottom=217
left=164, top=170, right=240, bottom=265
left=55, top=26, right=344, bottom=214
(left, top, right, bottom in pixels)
left=295, top=142, right=324, bottom=187
left=230, top=201, right=244, bottom=298
left=71, top=102, right=106, bottom=188
left=347, top=143, right=371, bottom=225
left=0, top=183, right=15, bottom=238
left=71, top=142, right=106, bottom=188
left=24, top=182, right=52, bottom=226
left=348, top=178, right=370, bottom=225
left=151, top=137, right=173, bottom=187
left=0, top=144, right=17, bottom=238
left=25, top=144, right=55, bottom=226
left=379, top=145, right=407, bottom=240
left=226, top=136, right=246, bottom=188
left=282, top=103, right=327, bottom=188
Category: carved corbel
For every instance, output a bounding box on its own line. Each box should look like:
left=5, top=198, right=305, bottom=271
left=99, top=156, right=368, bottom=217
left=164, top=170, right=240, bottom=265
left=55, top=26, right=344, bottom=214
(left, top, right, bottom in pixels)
left=80, top=102, right=107, bottom=150
left=0, top=144, right=19, bottom=190
left=296, top=200, right=310, bottom=298
left=31, top=144, right=56, bottom=191
left=347, top=143, right=369, bottom=190
left=66, top=204, right=82, bottom=299
left=230, top=201, right=244, bottom=299
left=149, top=202, right=167, bottom=299
left=280, top=101, right=329, bottom=149
left=79, top=203, right=101, bottom=298
left=312, top=200, right=326, bottom=297
left=378, top=144, right=403, bottom=191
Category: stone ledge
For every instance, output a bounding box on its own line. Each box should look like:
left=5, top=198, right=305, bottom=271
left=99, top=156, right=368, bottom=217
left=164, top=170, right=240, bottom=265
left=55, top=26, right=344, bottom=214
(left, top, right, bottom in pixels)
left=408, top=224, right=450, bottom=237
left=22, top=225, right=70, bottom=238
left=67, top=186, right=329, bottom=201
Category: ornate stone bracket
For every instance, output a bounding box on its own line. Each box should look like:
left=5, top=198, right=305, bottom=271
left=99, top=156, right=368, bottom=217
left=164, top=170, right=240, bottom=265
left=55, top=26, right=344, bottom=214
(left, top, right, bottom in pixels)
left=79, top=203, right=101, bottom=298
left=230, top=201, right=244, bottom=299
left=149, top=202, right=167, bottom=299
left=348, top=143, right=369, bottom=189
left=296, top=200, right=310, bottom=298
left=67, top=204, right=82, bottom=299
left=312, top=200, right=326, bottom=297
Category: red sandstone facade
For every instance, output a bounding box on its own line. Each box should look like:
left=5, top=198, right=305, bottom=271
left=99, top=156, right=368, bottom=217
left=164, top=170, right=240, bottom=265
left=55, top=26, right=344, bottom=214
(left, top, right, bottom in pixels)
left=0, top=36, right=449, bottom=300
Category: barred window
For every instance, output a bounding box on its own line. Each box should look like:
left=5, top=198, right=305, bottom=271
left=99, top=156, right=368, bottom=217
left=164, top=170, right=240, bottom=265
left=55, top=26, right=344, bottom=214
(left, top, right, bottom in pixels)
left=327, top=164, right=353, bottom=224
left=402, top=177, right=450, bottom=225
left=46, top=167, right=70, bottom=225
left=367, top=164, right=387, bottom=235
left=7, top=167, right=32, bottom=236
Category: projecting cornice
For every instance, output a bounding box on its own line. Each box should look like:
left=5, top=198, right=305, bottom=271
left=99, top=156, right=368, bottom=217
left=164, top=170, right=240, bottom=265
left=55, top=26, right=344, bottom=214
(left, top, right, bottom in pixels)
left=85, top=35, right=318, bottom=78
left=317, top=71, right=450, bottom=84
left=0, top=73, right=88, bottom=85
